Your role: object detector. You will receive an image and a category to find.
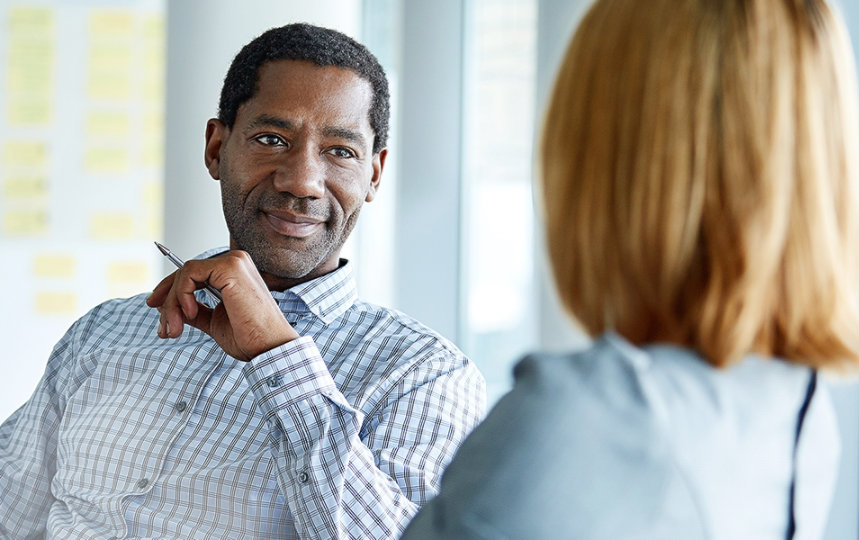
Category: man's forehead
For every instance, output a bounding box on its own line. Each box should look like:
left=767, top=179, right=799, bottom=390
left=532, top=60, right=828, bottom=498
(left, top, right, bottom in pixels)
left=257, top=59, right=371, bottom=97
left=244, top=60, right=373, bottom=120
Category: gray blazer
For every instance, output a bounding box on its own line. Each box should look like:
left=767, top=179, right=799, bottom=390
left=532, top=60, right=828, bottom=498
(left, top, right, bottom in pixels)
left=401, top=333, right=838, bottom=540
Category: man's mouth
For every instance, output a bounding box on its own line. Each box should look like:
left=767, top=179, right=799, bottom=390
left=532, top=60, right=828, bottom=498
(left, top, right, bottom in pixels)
left=262, top=210, right=324, bottom=238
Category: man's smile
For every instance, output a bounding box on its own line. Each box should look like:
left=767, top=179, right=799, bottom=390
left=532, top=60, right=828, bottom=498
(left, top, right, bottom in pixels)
left=262, top=209, right=325, bottom=238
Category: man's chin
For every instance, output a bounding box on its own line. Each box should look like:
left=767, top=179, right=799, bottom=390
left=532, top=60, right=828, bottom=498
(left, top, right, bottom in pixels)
left=235, top=233, right=340, bottom=287
left=253, top=253, right=333, bottom=288
left=258, top=260, right=317, bottom=280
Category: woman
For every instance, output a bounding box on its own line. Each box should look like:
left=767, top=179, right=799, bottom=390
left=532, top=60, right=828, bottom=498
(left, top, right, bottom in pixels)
left=401, top=0, right=859, bottom=538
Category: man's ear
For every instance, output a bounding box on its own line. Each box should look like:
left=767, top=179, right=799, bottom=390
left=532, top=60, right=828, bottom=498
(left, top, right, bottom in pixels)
left=204, top=119, right=229, bottom=180
left=365, top=148, right=387, bottom=202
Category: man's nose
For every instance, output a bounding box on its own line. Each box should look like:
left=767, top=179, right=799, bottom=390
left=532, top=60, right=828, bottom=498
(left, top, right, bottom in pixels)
left=272, top=146, right=325, bottom=199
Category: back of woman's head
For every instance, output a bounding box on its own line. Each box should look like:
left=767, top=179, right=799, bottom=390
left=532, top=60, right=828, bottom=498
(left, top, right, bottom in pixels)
left=541, top=0, right=859, bottom=368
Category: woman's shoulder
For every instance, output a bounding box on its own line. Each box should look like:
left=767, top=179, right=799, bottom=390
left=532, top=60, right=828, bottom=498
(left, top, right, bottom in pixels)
left=514, top=332, right=818, bottom=420
left=510, top=333, right=675, bottom=422
left=510, top=333, right=837, bottom=538
left=405, top=336, right=836, bottom=539
left=408, top=335, right=707, bottom=539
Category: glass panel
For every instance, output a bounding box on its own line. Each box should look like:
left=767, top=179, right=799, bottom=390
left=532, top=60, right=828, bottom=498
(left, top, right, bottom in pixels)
left=462, top=0, right=538, bottom=404
left=350, top=0, right=400, bottom=308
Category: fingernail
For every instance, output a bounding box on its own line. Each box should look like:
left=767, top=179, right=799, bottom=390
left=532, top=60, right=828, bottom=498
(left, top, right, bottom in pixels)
left=157, top=320, right=164, bottom=337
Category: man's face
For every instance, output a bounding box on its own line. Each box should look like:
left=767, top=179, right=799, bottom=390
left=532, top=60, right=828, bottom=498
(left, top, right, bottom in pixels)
left=205, top=60, right=386, bottom=290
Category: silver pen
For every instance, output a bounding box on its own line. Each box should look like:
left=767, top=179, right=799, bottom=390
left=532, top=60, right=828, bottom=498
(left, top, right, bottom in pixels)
left=154, top=241, right=223, bottom=301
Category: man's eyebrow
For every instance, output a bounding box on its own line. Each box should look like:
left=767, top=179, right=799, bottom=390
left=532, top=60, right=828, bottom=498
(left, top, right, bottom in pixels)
left=244, top=114, right=294, bottom=132
left=323, top=126, right=368, bottom=150
left=243, top=115, right=370, bottom=150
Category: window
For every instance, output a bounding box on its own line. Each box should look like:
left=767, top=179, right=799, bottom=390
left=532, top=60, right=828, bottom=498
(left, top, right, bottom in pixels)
left=461, top=0, right=538, bottom=403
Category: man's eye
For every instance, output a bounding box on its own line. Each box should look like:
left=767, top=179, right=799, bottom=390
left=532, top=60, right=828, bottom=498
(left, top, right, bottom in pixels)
left=255, top=134, right=286, bottom=146
left=328, top=147, right=356, bottom=159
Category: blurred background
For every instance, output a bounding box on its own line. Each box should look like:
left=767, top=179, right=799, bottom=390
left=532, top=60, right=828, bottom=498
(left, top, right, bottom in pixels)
left=0, top=0, right=857, bottom=536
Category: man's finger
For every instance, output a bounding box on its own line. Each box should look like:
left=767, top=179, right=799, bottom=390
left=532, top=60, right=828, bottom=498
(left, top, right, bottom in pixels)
left=146, top=271, right=178, bottom=307
left=159, top=274, right=188, bottom=339
left=182, top=303, right=215, bottom=337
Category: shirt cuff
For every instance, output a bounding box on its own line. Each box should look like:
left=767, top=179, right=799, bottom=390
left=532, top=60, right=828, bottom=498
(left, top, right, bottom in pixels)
left=242, top=335, right=354, bottom=413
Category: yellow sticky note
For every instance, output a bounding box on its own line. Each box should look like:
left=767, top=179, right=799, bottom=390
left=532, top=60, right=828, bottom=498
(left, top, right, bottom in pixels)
left=86, top=111, right=131, bottom=136
left=87, top=72, right=132, bottom=100
left=3, top=209, right=49, bottom=235
left=142, top=14, right=165, bottom=42
left=145, top=214, right=162, bottom=239
left=142, top=111, right=164, bottom=138
left=89, top=11, right=133, bottom=37
left=2, top=141, right=49, bottom=168
left=88, top=45, right=132, bottom=72
left=142, top=181, right=163, bottom=205
left=143, top=49, right=165, bottom=72
left=5, top=67, right=53, bottom=93
left=34, top=291, right=78, bottom=316
left=6, top=99, right=53, bottom=125
left=143, top=180, right=164, bottom=238
left=141, top=141, right=163, bottom=168
left=84, top=146, right=129, bottom=174
left=33, top=254, right=76, bottom=278
left=3, top=176, right=48, bottom=199
left=106, top=261, right=149, bottom=284
left=6, top=35, right=54, bottom=98
left=8, top=40, right=54, bottom=63
left=7, top=62, right=54, bottom=92
left=143, top=76, right=165, bottom=102
left=9, top=7, right=55, bottom=36
left=89, top=212, right=134, bottom=240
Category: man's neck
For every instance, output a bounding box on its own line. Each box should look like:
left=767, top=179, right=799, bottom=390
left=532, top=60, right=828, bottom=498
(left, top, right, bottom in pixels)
left=260, top=258, right=345, bottom=292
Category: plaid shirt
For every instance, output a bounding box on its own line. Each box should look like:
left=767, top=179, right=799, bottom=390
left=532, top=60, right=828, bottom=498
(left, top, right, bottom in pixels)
left=0, top=254, right=486, bottom=539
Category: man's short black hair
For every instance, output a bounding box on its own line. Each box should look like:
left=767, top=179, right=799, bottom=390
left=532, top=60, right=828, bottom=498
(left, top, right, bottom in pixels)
left=218, top=23, right=390, bottom=154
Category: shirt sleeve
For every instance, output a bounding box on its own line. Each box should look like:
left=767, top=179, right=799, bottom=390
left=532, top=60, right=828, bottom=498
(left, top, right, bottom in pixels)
left=242, top=335, right=486, bottom=539
left=0, top=325, right=77, bottom=538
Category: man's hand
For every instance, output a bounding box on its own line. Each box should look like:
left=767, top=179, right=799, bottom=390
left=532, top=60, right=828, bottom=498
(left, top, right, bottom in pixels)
left=146, top=250, right=300, bottom=361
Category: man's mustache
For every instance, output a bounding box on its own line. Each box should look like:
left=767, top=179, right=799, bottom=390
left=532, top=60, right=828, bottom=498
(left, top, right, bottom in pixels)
left=259, top=193, right=330, bottom=221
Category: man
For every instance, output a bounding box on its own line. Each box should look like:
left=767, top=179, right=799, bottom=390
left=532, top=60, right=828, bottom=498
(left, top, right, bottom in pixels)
left=0, top=23, right=485, bottom=539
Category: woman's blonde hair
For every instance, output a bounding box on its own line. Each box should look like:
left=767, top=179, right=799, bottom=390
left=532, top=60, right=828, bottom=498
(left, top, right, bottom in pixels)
left=540, top=0, right=859, bottom=368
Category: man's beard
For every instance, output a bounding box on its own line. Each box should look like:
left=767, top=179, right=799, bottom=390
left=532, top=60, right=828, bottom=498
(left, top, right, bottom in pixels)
left=221, top=184, right=359, bottom=283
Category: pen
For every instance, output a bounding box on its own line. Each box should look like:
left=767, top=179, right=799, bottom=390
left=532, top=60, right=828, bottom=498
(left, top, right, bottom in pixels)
left=154, top=241, right=223, bottom=301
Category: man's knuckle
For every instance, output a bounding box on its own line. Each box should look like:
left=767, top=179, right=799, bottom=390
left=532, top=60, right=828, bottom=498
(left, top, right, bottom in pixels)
left=234, top=250, right=253, bottom=263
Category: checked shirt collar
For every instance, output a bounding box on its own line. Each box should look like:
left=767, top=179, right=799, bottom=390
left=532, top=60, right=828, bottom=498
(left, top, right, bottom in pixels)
left=196, top=247, right=357, bottom=325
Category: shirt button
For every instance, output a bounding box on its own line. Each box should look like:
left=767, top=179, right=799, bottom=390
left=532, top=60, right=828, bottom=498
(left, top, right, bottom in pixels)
left=175, top=401, right=187, bottom=413
left=297, top=471, right=309, bottom=483
left=137, top=478, right=150, bottom=489
left=267, top=375, right=283, bottom=388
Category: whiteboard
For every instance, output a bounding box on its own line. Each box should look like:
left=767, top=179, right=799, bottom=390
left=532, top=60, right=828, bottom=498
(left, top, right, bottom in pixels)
left=0, top=0, right=166, bottom=419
